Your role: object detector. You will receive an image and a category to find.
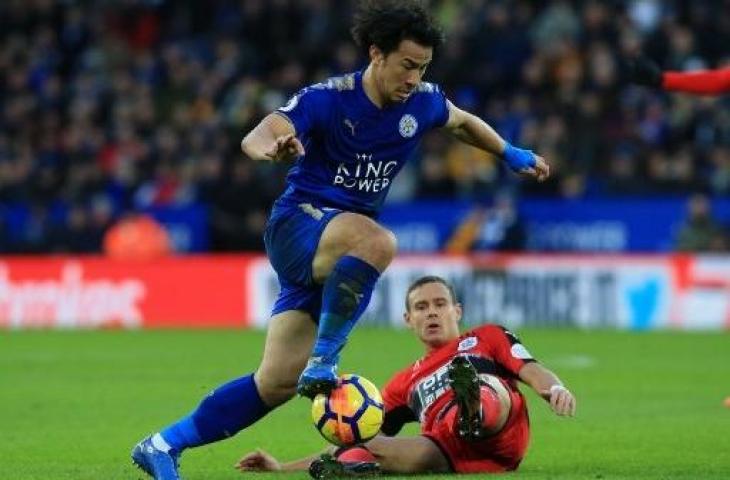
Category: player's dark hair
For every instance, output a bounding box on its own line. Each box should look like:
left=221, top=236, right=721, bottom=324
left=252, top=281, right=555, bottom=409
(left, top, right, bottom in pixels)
left=351, top=0, right=444, bottom=56
left=405, top=275, right=458, bottom=311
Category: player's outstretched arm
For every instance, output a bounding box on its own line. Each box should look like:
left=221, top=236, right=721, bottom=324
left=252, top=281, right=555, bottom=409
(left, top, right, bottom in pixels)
left=235, top=447, right=335, bottom=472
left=443, top=101, right=549, bottom=182
left=662, top=68, right=730, bottom=95
left=235, top=436, right=449, bottom=475
left=628, top=56, right=730, bottom=95
left=240, top=113, right=305, bottom=162
left=518, top=362, right=576, bottom=417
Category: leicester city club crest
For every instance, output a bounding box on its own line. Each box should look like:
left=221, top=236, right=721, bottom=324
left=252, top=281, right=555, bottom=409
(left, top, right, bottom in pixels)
left=399, top=114, right=418, bottom=138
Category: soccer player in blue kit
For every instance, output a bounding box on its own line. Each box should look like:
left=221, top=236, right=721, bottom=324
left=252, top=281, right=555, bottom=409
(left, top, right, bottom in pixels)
left=132, top=1, right=549, bottom=479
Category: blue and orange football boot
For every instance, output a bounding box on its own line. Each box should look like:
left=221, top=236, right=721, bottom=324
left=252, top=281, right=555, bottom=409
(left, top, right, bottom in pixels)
left=297, top=356, right=339, bottom=399
left=131, top=435, right=181, bottom=480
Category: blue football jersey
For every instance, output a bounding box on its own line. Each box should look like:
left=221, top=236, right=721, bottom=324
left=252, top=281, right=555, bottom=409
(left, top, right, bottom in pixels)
left=274, top=70, right=449, bottom=217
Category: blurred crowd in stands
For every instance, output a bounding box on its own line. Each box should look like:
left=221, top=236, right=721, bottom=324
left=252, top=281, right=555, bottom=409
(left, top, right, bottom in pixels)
left=0, top=0, right=729, bottom=254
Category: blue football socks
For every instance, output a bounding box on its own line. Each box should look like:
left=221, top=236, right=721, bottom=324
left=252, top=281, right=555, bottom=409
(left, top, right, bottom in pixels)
left=312, top=255, right=381, bottom=362
left=160, top=373, right=271, bottom=452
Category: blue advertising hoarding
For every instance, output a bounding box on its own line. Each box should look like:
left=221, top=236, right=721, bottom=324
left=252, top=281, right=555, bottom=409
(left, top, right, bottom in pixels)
left=379, top=197, right=730, bottom=253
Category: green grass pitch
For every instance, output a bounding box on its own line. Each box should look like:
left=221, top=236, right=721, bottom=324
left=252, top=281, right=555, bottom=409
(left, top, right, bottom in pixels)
left=2, top=327, right=729, bottom=480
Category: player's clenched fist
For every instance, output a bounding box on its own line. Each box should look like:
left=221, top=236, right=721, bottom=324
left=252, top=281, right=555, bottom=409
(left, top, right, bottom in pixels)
left=527, top=155, right=550, bottom=183
left=240, top=115, right=306, bottom=163
left=502, top=143, right=550, bottom=182
left=264, top=133, right=305, bottom=162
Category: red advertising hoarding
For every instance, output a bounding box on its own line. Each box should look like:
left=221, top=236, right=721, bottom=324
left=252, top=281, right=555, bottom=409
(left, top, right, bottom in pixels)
left=0, top=256, right=254, bottom=329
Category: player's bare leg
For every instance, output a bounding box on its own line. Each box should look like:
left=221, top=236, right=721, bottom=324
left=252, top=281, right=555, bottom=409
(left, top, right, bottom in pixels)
left=297, top=213, right=396, bottom=398
left=254, top=310, right=318, bottom=405
left=367, top=436, right=450, bottom=474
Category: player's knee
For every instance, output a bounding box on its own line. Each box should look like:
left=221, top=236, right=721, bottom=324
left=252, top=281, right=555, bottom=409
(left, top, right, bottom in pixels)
left=357, top=228, right=397, bottom=268
left=380, top=230, right=398, bottom=259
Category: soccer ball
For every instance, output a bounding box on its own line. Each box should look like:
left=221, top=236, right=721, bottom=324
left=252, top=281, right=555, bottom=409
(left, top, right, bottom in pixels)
left=311, top=374, right=384, bottom=447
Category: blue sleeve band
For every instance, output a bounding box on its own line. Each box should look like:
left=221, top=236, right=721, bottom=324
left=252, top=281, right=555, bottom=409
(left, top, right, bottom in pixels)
left=503, top=142, right=536, bottom=173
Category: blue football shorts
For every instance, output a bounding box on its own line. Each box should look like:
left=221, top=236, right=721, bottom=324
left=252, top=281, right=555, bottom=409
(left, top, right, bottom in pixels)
left=264, top=201, right=343, bottom=320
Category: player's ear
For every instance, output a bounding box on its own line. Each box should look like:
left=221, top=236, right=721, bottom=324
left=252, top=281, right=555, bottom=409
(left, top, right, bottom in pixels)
left=369, top=45, right=384, bottom=65
left=454, top=303, right=463, bottom=323
left=403, top=311, right=413, bottom=329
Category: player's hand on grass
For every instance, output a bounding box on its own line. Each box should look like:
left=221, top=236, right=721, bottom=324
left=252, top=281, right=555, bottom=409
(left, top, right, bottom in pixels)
left=235, top=448, right=282, bottom=472
left=264, top=133, right=305, bottom=162
left=541, top=385, right=576, bottom=417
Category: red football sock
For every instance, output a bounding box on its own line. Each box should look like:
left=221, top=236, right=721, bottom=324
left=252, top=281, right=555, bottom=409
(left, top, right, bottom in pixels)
left=337, top=446, right=377, bottom=463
